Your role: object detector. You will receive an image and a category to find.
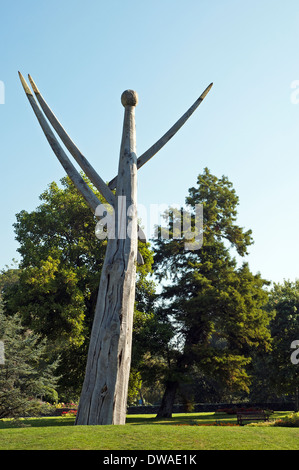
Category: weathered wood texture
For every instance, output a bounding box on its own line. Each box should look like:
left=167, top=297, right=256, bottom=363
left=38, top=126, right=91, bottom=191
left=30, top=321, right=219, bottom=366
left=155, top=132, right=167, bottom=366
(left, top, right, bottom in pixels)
left=27, top=74, right=115, bottom=207
left=19, top=71, right=213, bottom=426
left=18, top=72, right=102, bottom=213
left=108, top=83, right=213, bottom=190
left=75, top=90, right=138, bottom=425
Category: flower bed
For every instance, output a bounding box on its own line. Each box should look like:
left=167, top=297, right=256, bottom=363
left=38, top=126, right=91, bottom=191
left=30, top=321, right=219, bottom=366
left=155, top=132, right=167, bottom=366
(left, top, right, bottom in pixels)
left=61, top=409, right=77, bottom=417
left=273, top=412, right=299, bottom=427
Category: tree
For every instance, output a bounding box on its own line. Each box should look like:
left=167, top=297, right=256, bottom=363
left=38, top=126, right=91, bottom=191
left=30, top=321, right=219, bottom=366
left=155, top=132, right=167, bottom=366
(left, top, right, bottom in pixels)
left=4, top=176, right=154, bottom=400
left=153, top=168, right=273, bottom=417
left=0, top=262, right=20, bottom=304
left=0, top=307, right=59, bottom=418
left=264, top=280, right=299, bottom=410
left=130, top=308, right=175, bottom=405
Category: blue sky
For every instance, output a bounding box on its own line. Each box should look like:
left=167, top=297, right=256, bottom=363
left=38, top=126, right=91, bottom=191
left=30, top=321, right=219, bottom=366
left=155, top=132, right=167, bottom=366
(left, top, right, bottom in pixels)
left=1, top=0, right=299, bottom=285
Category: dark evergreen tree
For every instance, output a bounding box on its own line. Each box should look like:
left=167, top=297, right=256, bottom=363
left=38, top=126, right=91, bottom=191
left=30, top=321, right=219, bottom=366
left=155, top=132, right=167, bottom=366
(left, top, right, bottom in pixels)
left=264, top=280, right=299, bottom=410
left=153, top=168, right=273, bottom=417
left=0, top=307, right=59, bottom=418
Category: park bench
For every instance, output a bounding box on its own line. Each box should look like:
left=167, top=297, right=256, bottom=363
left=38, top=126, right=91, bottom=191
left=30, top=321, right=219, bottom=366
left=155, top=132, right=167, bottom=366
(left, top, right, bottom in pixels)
left=237, top=409, right=271, bottom=426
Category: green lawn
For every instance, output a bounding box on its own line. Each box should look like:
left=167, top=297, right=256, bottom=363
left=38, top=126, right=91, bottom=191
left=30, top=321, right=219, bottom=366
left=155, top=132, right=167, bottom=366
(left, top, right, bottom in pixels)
left=0, top=412, right=298, bottom=450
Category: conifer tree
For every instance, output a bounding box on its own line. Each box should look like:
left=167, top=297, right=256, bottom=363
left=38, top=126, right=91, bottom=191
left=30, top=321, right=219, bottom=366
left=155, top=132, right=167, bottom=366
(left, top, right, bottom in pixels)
left=153, top=168, right=272, bottom=417
left=0, top=307, right=58, bottom=418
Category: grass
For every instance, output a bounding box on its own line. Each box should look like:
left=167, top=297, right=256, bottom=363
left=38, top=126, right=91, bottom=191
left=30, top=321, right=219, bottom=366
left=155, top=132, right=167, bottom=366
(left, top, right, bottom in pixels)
left=0, top=411, right=298, bottom=450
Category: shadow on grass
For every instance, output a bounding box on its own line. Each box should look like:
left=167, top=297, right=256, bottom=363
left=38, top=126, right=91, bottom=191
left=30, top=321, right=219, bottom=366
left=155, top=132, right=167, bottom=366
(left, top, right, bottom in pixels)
left=0, top=411, right=289, bottom=429
left=0, top=416, right=75, bottom=429
left=126, top=412, right=235, bottom=426
left=0, top=412, right=230, bottom=429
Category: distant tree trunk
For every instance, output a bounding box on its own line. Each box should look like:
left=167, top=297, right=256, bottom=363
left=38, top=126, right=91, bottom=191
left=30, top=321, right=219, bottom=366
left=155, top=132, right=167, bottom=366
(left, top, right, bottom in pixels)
left=139, top=388, right=145, bottom=405
left=156, top=381, right=179, bottom=418
left=295, top=387, right=299, bottom=412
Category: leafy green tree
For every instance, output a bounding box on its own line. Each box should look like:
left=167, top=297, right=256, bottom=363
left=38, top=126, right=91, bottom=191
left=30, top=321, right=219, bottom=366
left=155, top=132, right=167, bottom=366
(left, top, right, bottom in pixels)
left=4, top=176, right=154, bottom=399
left=152, top=168, right=273, bottom=417
left=263, top=280, right=299, bottom=410
left=131, top=309, right=175, bottom=404
left=0, top=262, right=20, bottom=304
left=0, top=307, right=59, bottom=418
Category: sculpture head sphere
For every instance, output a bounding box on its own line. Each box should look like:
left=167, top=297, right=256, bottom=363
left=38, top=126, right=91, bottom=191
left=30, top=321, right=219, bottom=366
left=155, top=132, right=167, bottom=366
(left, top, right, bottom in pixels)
left=121, top=90, right=138, bottom=107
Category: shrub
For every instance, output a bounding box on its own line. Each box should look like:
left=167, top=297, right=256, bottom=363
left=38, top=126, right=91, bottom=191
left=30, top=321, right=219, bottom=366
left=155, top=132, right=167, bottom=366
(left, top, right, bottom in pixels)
left=248, top=412, right=299, bottom=427
left=273, top=413, right=299, bottom=427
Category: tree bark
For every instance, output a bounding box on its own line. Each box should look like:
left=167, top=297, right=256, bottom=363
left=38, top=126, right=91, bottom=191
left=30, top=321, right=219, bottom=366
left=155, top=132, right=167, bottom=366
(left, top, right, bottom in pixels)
left=18, top=74, right=213, bottom=426
left=75, top=91, right=138, bottom=425
left=156, top=381, right=179, bottom=418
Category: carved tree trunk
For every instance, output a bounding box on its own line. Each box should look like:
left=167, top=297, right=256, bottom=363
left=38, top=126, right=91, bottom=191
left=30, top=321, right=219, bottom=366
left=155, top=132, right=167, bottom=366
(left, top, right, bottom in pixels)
left=75, top=91, right=138, bottom=425
left=18, top=72, right=213, bottom=426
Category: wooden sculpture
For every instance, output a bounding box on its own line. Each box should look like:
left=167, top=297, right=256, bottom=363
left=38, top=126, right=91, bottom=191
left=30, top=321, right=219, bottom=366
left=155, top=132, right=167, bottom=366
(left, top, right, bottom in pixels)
left=18, top=72, right=212, bottom=424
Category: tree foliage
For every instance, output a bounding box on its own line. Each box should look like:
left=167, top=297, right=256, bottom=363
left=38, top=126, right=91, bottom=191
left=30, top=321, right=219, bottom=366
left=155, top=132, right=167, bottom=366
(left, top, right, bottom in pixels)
left=0, top=307, right=59, bottom=418
left=266, top=280, right=299, bottom=406
left=3, top=176, right=154, bottom=399
left=152, top=168, right=273, bottom=416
